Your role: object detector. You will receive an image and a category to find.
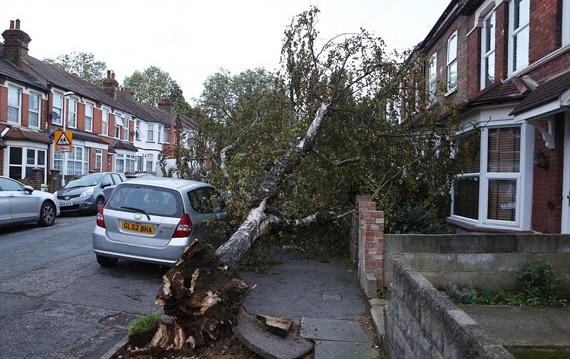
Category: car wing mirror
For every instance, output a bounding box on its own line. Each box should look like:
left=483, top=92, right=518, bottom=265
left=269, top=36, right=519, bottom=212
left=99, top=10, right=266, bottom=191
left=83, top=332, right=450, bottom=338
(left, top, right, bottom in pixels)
left=24, top=185, right=34, bottom=193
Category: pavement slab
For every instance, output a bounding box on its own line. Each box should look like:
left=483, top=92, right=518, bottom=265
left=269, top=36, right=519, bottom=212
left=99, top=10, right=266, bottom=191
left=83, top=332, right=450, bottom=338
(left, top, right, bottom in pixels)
left=300, top=317, right=371, bottom=342
left=313, top=340, right=381, bottom=359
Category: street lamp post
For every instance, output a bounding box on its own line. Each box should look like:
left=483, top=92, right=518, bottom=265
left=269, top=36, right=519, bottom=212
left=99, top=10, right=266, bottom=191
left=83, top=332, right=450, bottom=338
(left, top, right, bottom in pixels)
left=61, top=91, right=75, bottom=186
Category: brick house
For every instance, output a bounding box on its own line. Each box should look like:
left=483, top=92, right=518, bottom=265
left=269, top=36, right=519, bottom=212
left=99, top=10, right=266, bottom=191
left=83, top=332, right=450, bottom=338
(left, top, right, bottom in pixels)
left=0, top=19, right=197, bottom=186
left=416, top=0, right=570, bottom=233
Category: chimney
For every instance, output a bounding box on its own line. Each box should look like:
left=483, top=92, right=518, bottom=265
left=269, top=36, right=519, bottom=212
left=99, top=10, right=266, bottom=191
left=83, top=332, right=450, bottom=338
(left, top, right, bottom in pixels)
left=2, top=19, right=32, bottom=68
left=103, top=70, right=119, bottom=99
left=157, top=98, right=174, bottom=113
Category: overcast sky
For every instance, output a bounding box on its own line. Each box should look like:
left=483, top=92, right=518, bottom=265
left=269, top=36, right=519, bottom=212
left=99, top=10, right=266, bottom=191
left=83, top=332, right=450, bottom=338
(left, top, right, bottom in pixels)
left=1, top=0, right=449, bottom=105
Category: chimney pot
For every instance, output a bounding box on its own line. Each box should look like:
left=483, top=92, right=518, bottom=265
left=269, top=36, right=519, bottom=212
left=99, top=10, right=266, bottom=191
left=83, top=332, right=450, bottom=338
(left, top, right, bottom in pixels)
left=15, top=19, right=20, bottom=29
left=10, top=20, right=14, bottom=29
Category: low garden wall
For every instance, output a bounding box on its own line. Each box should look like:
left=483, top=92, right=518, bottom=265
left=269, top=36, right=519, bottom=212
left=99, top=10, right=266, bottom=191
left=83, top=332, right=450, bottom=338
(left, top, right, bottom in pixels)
left=384, top=234, right=570, bottom=294
left=386, top=259, right=515, bottom=359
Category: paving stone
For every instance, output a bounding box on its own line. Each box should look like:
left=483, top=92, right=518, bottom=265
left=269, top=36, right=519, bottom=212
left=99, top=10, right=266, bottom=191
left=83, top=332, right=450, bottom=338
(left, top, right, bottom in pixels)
left=300, top=317, right=370, bottom=342
left=313, top=339, right=381, bottom=359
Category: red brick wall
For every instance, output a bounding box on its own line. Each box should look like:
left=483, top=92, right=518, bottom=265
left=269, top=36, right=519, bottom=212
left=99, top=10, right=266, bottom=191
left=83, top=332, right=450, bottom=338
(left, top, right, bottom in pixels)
left=531, top=115, right=564, bottom=233
left=530, top=0, right=560, bottom=61
left=0, top=86, right=7, bottom=120
left=466, top=16, right=481, bottom=98
left=20, top=93, right=29, bottom=127
left=527, top=51, right=570, bottom=84
left=495, top=2, right=509, bottom=82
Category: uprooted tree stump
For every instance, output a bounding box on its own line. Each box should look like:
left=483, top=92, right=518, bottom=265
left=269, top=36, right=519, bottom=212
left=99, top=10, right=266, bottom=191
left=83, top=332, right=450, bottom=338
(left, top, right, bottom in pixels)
left=116, top=239, right=250, bottom=358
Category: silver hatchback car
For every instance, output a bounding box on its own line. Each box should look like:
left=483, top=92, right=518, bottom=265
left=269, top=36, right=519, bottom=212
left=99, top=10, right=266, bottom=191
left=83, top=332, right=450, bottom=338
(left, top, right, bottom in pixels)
left=92, top=178, right=230, bottom=267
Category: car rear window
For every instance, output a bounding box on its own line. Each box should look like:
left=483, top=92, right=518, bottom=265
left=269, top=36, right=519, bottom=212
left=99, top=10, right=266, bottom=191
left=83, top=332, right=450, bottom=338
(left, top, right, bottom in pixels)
left=105, top=184, right=183, bottom=217
left=187, top=186, right=226, bottom=214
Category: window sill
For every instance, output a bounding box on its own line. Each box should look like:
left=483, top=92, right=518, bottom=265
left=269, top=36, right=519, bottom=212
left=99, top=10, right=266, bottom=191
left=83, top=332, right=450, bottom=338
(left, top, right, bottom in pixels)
left=444, top=87, right=457, bottom=97
left=447, top=215, right=525, bottom=233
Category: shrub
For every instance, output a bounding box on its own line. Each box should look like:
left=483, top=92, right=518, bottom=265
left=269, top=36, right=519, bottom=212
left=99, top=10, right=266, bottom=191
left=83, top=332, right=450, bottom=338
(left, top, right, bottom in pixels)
left=516, top=259, right=563, bottom=305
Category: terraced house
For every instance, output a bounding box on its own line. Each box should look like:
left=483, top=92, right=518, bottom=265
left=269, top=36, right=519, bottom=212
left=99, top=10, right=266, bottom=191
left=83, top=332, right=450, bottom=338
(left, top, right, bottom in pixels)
left=0, top=20, right=196, bottom=187
left=417, top=0, right=570, bottom=233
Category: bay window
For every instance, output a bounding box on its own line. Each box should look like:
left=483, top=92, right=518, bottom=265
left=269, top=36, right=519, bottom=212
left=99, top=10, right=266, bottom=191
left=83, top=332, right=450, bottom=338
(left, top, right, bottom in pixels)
left=8, top=146, right=47, bottom=183
left=453, top=126, right=521, bottom=225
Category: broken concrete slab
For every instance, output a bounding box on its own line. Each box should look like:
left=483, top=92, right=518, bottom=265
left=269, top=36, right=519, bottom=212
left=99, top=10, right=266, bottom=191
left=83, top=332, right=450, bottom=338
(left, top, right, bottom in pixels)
left=300, top=317, right=371, bottom=342
left=233, top=309, right=314, bottom=359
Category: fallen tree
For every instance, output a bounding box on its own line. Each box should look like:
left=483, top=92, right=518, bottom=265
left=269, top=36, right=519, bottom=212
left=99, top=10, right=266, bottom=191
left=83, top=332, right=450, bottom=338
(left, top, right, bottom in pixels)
left=124, top=6, right=463, bottom=358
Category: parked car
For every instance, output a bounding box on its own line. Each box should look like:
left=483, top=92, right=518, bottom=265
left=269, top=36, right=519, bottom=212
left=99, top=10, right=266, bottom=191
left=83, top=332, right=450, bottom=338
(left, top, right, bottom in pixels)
left=93, top=178, right=230, bottom=267
left=56, top=172, right=126, bottom=215
left=125, top=173, right=156, bottom=180
left=0, top=176, right=60, bottom=227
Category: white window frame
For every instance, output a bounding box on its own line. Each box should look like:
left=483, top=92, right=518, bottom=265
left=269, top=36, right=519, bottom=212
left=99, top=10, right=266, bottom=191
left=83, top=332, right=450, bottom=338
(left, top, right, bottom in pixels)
left=85, top=103, right=93, bottom=132
left=114, top=112, right=123, bottom=139
left=451, top=119, right=533, bottom=231
left=146, top=153, right=154, bottom=172
left=562, top=0, right=570, bottom=46
left=147, top=124, right=155, bottom=142
left=163, top=126, right=170, bottom=143
left=95, top=149, right=102, bottom=171
left=52, top=92, right=63, bottom=126
left=135, top=120, right=141, bottom=140
left=123, top=119, right=130, bottom=141
left=68, top=97, right=77, bottom=129
left=158, top=125, right=164, bottom=143
left=102, top=107, right=110, bottom=136
left=508, top=0, right=530, bottom=75
left=28, top=91, right=41, bottom=128
left=428, top=53, right=437, bottom=104
left=446, top=32, right=458, bottom=93
left=66, top=146, right=89, bottom=176
left=6, top=145, right=47, bottom=183
left=481, top=11, right=496, bottom=90
left=8, top=85, right=21, bottom=124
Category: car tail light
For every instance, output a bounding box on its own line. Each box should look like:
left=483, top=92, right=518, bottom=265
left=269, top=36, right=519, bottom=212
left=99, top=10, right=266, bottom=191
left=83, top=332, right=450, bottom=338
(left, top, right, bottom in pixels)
left=173, top=214, right=192, bottom=238
left=96, top=205, right=106, bottom=228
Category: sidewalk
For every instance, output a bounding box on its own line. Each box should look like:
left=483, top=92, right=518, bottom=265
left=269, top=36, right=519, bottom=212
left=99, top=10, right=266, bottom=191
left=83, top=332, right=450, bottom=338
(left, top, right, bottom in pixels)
left=239, top=251, right=384, bottom=359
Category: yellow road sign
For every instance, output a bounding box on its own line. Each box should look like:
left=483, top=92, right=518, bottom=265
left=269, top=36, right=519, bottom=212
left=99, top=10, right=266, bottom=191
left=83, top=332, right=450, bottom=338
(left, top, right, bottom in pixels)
left=54, top=130, right=73, bottom=152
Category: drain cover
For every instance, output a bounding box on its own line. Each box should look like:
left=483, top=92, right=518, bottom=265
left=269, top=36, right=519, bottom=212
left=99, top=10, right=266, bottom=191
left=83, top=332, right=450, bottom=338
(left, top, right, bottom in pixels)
left=322, top=294, right=342, bottom=300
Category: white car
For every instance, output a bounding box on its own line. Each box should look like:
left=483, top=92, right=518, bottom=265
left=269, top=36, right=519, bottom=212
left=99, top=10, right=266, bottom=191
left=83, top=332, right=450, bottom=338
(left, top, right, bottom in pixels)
left=0, top=176, right=60, bottom=227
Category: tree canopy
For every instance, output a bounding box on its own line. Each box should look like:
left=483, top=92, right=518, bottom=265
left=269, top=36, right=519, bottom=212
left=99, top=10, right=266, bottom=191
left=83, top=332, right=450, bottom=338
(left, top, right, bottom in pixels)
left=166, top=7, right=464, bottom=258
left=44, top=51, right=107, bottom=86
left=123, top=66, right=192, bottom=116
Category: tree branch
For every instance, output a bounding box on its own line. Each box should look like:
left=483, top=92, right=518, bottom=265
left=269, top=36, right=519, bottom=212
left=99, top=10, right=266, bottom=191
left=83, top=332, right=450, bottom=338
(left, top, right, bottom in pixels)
left=311, top=148, right=360, bottom=166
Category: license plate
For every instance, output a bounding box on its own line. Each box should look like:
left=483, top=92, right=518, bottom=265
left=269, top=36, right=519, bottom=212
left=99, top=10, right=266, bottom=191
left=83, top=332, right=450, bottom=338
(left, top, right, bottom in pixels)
left=59, top=201, right=73, bottom=207
left=121, top=221, right=155, bottom=234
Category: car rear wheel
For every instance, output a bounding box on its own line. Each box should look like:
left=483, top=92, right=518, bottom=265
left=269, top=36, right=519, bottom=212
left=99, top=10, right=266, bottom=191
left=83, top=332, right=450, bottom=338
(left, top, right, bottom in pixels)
left=38, top=202, right=56, bottom=226
left=96, top=255, right=118, bottom=267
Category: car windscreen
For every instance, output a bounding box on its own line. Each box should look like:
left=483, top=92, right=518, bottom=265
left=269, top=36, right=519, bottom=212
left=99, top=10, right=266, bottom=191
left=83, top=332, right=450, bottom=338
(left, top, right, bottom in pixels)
left=105, top=184, right=183, bottom=218
left=65, top=173, right=103, bottom=189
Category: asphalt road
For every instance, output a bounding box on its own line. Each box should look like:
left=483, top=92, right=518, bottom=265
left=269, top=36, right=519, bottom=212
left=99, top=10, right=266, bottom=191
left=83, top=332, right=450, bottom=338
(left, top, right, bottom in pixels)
left=0, top=214, right=166, bottom=359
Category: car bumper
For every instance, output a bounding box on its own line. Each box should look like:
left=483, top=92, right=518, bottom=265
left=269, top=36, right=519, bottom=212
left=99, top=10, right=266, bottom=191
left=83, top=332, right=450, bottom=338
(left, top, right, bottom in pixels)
left=58, top=196, right=96, bottom=214
left=92, top=226, right=190, bottom=265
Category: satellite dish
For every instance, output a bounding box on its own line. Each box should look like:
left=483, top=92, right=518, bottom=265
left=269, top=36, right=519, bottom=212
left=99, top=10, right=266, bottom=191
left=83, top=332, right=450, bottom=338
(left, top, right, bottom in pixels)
left=51, top=111, right=60, bottom=120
